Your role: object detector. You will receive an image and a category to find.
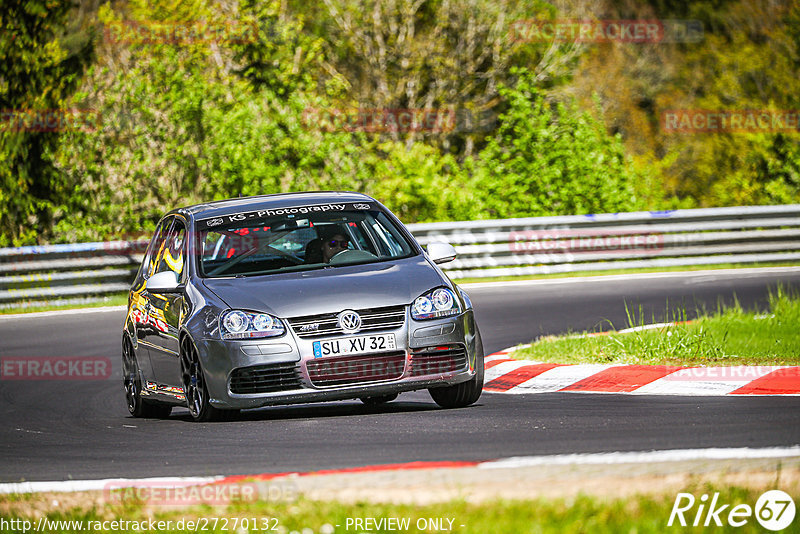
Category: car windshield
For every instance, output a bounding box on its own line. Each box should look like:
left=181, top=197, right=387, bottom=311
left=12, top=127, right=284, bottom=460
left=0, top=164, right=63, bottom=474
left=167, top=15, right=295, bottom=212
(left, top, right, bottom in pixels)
left=197, top=207, right=417, bottom=278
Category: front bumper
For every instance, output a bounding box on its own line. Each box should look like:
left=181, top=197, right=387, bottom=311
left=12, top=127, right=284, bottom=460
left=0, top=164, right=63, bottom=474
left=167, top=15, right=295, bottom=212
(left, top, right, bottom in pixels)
left=195, top=309, right=480, bottom=410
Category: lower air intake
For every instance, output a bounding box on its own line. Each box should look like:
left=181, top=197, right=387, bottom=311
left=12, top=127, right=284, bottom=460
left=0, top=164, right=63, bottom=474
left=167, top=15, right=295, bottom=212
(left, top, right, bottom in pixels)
left=307, top=352, right=406, bottom=386
left=229, top=362, right=303, bottom=394
left=410, top=345, right=468, bottom=376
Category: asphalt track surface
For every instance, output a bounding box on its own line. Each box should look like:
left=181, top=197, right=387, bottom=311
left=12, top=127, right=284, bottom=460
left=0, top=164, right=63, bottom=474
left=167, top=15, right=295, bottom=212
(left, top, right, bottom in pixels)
left=1, top=268, right=799, bottom=482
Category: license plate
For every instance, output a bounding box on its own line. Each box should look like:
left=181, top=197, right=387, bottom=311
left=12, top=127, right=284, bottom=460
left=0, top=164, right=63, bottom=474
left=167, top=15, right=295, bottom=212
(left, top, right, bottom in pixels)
left=313, top=334, right=396, bottom=358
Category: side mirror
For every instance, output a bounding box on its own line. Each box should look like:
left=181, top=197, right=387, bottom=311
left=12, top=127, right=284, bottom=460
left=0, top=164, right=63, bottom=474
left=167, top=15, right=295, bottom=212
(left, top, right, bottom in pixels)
left=146, top=270, right=183, bottom=294
left=427, top=242, right=457, bottom=264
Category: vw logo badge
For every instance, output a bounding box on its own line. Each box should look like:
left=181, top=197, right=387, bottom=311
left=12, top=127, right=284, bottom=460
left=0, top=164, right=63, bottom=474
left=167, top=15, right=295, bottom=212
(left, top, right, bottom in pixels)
left=337, top=310, right=362, bottom=333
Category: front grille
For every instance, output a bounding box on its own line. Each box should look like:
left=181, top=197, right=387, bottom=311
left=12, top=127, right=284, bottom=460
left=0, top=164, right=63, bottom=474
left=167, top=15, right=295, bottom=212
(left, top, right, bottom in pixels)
left=229, top=362, right=303, bottom=394
left=409, top=345, right=468, bottom=376
left=306, top=352, right=406, bottom=386
left=287, top=305, right=406, bottom=338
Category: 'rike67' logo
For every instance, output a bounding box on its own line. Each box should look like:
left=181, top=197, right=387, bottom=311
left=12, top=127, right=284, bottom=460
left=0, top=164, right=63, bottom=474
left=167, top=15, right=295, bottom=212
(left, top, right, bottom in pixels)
left=668, top=490, right=795, bottom=530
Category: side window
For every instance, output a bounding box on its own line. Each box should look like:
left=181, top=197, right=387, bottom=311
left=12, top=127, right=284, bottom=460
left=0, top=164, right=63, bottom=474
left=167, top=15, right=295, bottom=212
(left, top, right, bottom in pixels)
left=155, top=219, right=186, bottom=281
left=350, top=222, right=378, bottom=255
left=142, top=220, right=170, bottom=279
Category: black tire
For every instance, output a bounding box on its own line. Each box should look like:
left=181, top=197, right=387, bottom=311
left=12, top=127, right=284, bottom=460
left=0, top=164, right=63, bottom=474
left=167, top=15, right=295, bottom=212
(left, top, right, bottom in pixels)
left=428, top=343, right=484, bottom=409
left=359, top=393, right=398, bottom=406
left=180, top=336, right=237, bottom=422
left=122, top=338, right=172, bottom=418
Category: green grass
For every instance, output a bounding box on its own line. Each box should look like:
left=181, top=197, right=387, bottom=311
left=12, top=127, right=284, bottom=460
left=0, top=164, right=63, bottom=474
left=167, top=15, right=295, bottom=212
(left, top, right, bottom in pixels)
left=455, top=261, right=800, bottom=285
left=0, top=485, right=792, bottom=533
left=512, top=286, right=800, bottom=366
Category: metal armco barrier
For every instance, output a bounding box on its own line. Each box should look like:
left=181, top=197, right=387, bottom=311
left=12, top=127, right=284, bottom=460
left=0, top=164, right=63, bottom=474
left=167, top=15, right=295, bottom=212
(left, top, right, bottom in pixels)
left=406, top=204, right=800, bottom=279
left=1, top=204, right=800, bottom=305
left=0, top=241, right=148, bottom=304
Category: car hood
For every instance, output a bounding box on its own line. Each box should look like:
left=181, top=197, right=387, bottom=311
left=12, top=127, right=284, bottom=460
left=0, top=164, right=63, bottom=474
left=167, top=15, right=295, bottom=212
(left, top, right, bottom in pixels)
left=201, top=256, right=447, bottom=318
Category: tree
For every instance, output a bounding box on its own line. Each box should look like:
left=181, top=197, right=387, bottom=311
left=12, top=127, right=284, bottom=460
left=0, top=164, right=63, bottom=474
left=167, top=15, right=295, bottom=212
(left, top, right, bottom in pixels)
left=366, top=141, right=475, bottom=222
left=663, top=0, right=800, bottom=206
left=300, top=0, right=590, bottom=157
left=0, top=0, right=93, bottom=245
left=54, top=0, right=383, bottom=241
left=567, top=0, right=800, bottom=207
left=469, top=68, right=644, bottom=218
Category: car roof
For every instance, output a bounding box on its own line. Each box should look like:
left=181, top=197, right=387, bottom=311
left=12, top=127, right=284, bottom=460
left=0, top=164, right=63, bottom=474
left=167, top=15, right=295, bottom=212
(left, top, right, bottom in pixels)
left=169, top=191, right=376, bottom=221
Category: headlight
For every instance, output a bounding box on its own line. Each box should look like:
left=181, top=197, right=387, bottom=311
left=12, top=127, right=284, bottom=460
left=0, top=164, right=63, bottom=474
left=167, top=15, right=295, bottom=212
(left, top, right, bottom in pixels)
left=220, top=310, right=285, bottom=339
left=411, top=288, right=461, bottom=320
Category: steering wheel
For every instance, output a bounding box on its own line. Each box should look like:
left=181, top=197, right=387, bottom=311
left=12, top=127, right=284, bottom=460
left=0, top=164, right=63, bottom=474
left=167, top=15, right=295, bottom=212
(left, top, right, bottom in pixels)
left=329, top=249, right=378, bottom=265
left=330, top=249, right=350, bottom=262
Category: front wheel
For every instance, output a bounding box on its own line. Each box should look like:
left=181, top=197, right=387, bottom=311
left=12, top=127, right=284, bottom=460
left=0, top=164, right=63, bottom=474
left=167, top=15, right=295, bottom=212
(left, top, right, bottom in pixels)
left=180, top=337, right=237, bottom=422
left=428, top=346, right=484, bottom=409
left=122, top=338, right=172, bottom=418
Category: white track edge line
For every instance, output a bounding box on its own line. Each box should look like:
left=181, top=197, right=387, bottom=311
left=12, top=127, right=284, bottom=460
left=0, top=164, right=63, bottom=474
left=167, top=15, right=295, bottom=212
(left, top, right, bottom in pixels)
left=0, top=475, right=223, bottom=495
left=5, top=447, right=800, bottom=495
left=461, top=266, right=800, bottom=289
left=478, top=447, right=800, bottom=469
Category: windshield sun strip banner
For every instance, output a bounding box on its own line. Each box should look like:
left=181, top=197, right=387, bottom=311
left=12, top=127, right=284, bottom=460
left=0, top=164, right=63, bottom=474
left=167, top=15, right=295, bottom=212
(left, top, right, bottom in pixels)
left=196, top=202, right=374, bottom=230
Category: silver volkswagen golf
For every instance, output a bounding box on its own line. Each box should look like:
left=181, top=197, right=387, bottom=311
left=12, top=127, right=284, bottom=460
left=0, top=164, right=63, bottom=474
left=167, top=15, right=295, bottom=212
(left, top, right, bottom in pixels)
left=123, top=192, right=484, bottom=421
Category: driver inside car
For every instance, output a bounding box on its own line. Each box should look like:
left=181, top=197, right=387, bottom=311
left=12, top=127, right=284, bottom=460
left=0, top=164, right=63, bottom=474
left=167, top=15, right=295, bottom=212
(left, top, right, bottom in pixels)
left=321, top=229, right=351, bottom=263
left=303, top=224, right=353, bottom=264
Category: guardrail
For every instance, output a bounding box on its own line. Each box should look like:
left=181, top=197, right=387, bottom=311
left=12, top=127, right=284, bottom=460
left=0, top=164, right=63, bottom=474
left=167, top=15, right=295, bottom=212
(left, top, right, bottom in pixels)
left=1, top=204, right=799, bottom=306
left=408, top=204, right=800, bottom=278
left=0, top=241, right=147, bottom=306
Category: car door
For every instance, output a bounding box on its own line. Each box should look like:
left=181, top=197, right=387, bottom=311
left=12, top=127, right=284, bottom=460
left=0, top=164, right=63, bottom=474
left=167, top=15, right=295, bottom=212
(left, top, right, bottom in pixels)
left=131, top=219, right=171, bottom=379
left=145, top=217, right=187, bottom=388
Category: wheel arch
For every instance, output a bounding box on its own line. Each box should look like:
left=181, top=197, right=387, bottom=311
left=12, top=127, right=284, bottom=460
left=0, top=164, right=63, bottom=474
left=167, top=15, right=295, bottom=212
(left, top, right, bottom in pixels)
left=123, top=313, right=137, bottom=350
left=121, top=329, right=151, bottom=383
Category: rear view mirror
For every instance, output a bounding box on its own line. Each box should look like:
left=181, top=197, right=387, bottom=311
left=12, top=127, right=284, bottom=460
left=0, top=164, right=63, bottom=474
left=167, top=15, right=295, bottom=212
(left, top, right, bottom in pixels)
left=427, top=242, right=457, bottom=264
left=146, top=270, right=182, bottom=294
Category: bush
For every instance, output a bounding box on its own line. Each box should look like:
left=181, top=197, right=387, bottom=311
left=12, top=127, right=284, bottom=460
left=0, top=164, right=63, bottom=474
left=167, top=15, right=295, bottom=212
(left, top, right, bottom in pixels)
left=469, top=69, right=646, bottom=219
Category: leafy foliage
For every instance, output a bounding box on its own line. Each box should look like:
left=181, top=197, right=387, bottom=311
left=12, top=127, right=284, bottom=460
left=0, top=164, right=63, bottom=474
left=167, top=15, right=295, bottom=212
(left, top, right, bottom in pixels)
left=468, top=69, right=644, bottom=218
left=0, top=0, right=93, bottom=245
left=1, top=0, right=798, bottom=245
left=569, top=0, right=800, bottom=207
